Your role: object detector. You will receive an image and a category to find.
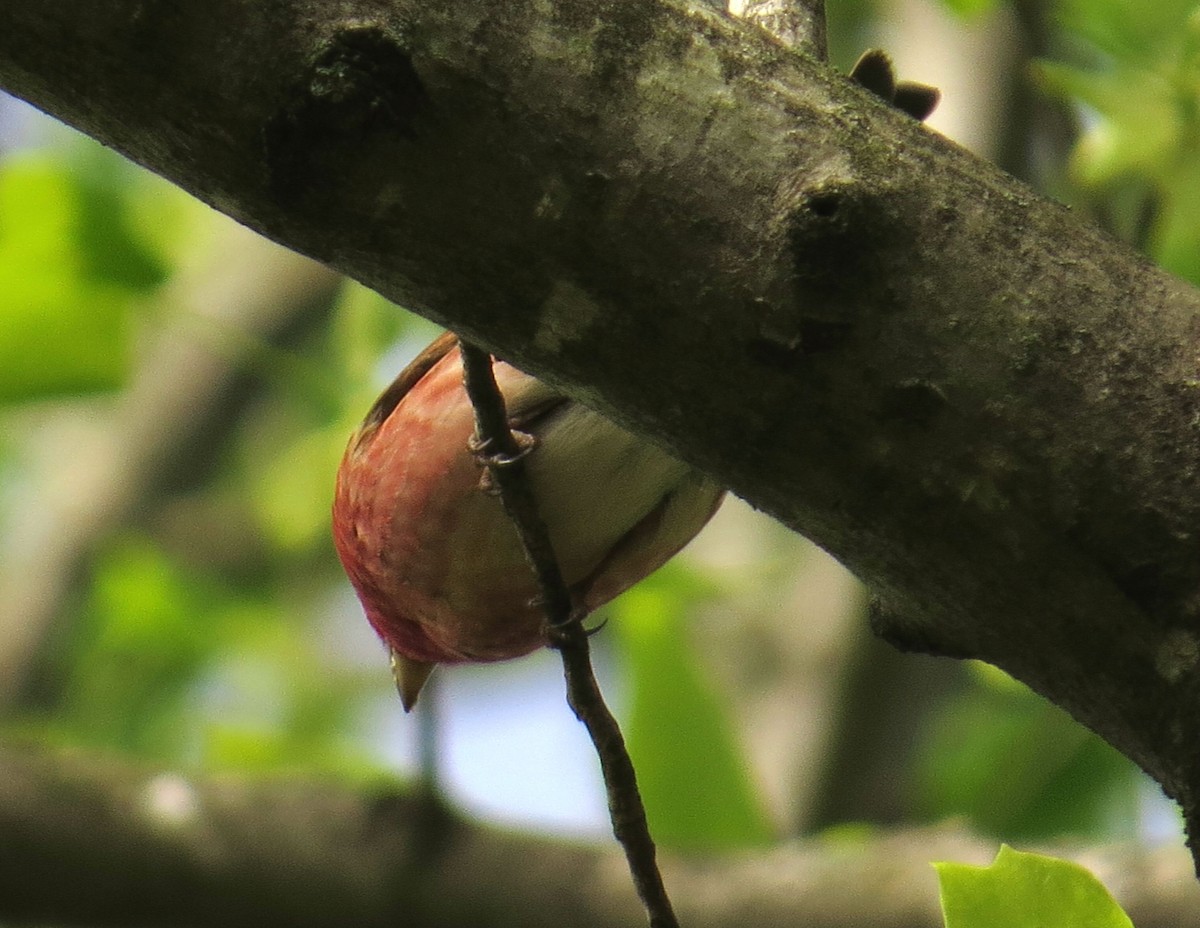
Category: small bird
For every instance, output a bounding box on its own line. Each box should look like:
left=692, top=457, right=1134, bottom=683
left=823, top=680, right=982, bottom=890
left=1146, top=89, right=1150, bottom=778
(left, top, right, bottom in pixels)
left=332, top=332, right=725, bottom=710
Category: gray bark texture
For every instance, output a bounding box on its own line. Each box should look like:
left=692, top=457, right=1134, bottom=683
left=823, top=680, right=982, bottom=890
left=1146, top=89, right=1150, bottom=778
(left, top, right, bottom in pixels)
left=4, top=0, right=1200, bottom=877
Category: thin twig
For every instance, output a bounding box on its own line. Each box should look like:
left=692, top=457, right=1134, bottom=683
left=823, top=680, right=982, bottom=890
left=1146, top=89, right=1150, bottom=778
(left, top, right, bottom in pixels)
left=458, top=339, right=680, bottom=928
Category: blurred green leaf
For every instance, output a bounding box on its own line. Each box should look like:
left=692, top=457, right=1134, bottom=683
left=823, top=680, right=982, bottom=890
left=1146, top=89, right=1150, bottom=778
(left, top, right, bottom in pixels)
left=0, top=135, right=191, bottom=403
left=31, top=531, right=375, bottom=778
left=914, top=663, right=1138, bottom=841
left=69, top=141, right=171, bottom=291
left=0, top=157, right=133, bottom=401
left=49, top=536, right=218, bottom=755
left=199, top=647, right=377, bottom=777
left=1054, top=0, right=1200, bottom=65
left=936, top=0, right=997, bottom=18
left=613, top=568, right=773, bottom=851
left=1151, top=156, right=1200, bottom=281
left=935, top=845, right=1133, bottom=928
left=253, top=423, right=346, bottom=553
left=245, top=283, right=418, bottom=555
left=1037, top=2, right=1200, bottom=276
left=330, top=282, right=415, bottom=393
left=1035, top=61, right=1179, bottom=185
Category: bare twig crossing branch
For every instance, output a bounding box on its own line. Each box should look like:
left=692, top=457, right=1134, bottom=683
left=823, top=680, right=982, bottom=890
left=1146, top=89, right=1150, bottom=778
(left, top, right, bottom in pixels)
left=458, top=341, right=679, bottom=928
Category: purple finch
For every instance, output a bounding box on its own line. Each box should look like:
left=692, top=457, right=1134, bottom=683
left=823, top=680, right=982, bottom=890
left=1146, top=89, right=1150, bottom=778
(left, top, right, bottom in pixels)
left=332, top=332, right=724, bottom=709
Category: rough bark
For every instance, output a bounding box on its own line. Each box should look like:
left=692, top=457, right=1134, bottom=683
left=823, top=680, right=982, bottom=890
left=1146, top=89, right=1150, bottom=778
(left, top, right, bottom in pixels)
left=4, top=0, right=1200, bottom=866
left=2, top=742, right=1198, bottom=928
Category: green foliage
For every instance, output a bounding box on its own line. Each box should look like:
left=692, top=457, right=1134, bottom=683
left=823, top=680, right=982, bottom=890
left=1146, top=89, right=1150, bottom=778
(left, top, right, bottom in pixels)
left=0, top=131, right=411, bottom=777
left=0, top=138, right=178, bottom=402
left=69, top=142, right=174, bottom=291
left=49, top=536, right=216, bottom=755
left=935, top=0, right=998, bottom=18
left=250, top=424, right=347, bottom=553
left=914, top=663, right=1139, bottom=841
left=612, top=567, right=774, bottom=851
left=30, top=521, right=385, bottom=777
left=1035, top=0, right=1200, bottom=280
left=935, top=845, right=1133, bottom=928
left=1054, top=0, right=1200, bottom=65
left=246, top=283, right=413, bottom=554
left=0, top=159, right=128, bottom=400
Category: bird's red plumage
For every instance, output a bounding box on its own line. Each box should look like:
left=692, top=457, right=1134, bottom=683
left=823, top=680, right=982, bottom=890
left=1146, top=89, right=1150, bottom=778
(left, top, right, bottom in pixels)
left=333, top=334, right=724, bottom=675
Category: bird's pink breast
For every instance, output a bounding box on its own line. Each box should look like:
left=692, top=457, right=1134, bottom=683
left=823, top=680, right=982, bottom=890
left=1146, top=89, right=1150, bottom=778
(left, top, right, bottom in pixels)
left=333, top=351, right=548, bottom=663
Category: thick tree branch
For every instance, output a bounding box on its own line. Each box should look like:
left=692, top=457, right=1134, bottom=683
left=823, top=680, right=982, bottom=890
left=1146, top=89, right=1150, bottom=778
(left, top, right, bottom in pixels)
left=5, top=0, right=1200, bottom=860
left=3, top=741, right=1199, bottom=928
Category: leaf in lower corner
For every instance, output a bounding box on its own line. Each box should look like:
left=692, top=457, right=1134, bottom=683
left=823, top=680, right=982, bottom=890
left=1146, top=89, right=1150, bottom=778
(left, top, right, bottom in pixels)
left=934, top=845, right=1133, bottom=928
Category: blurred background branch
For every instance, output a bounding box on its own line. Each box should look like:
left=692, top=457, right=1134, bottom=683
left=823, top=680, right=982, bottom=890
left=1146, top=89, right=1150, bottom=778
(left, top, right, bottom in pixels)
left=2, top=740, right=1198, bottom=928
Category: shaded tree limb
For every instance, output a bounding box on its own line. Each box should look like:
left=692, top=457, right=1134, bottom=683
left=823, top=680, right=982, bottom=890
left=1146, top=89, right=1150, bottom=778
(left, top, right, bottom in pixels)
left=3, top=740, right=1200, bottom=928
left=4, top=0, right=1200, bottom=867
